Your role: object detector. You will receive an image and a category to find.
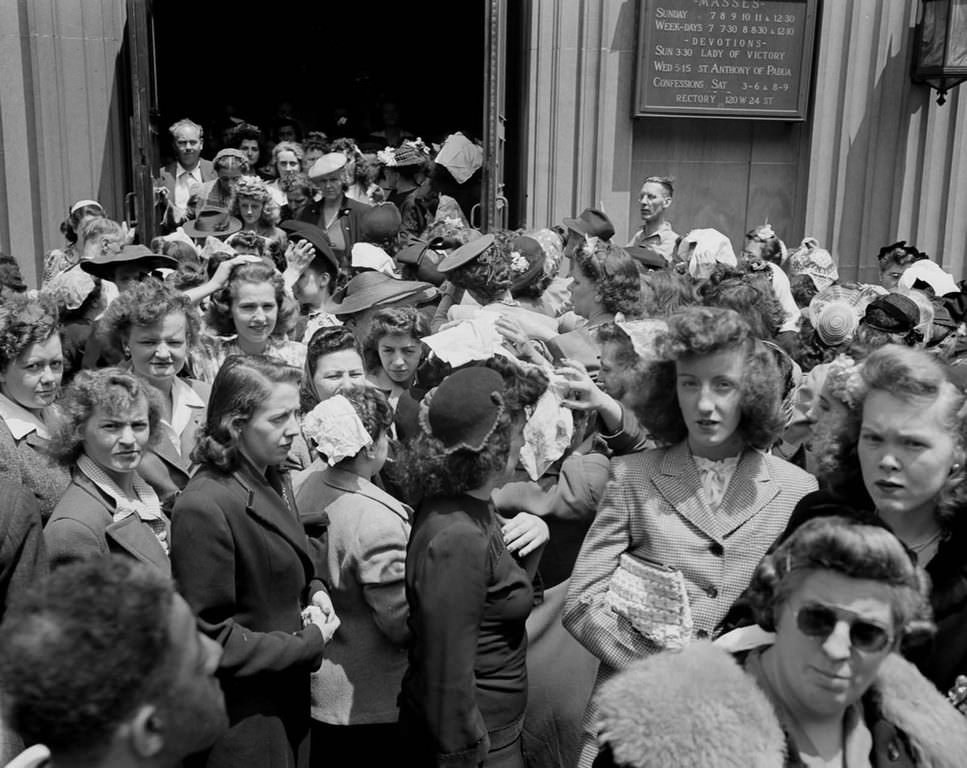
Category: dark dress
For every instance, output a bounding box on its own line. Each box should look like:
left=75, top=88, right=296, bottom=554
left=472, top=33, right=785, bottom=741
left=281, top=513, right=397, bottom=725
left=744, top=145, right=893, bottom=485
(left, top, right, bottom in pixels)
left=171, top=458, right=326, bottom=768
left=400, top=494, right=534, bottom=767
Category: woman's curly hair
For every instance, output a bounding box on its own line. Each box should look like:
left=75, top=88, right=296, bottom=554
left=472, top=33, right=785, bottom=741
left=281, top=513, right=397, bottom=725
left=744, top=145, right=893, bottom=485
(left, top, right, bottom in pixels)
left=97, top=278, right=199, bottom=360
left=47, top=367, right=163, bottom=466
left=272, top=141, right=305, bottom=171
left=637, top=306, right=783, bottom=449
left=206, top=261, right=296, bottom=338
left=700, top=266, right=782, bottom=340
left=396, top=357, right=548, bottom=499
left=573, top=238, right=642, bottom=316
left=813, top=344, right=967, bottom=529
left=362, top=306, right=429, bottom=374
left=192, top=355, right=301, bottom=473
left=446, top=240, right=514, bottom=305
left=231, top=176, right=280, bottom=228
left=281, top=172, right=313, bottom=197
left=746, top=515, right=934, bottom=643
left=640, top=269, right=698, bottom=317
left=338, top=387, right=394, bottom=445
left=0, top=293, right=60, bottom=371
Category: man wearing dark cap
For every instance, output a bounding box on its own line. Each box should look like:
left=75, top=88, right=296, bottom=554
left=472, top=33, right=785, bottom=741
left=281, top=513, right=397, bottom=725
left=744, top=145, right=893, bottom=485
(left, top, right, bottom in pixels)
left=627, top=175, right=678, bottom=266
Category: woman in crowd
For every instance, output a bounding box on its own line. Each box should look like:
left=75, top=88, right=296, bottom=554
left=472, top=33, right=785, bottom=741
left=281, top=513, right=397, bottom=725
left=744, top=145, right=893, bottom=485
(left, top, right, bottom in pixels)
left=398, top=362, right=549, bottom=767
left=281, top=172, right=315, bottom=222
left=877, top=241, right=925, bottom=291
left=170, top=355, right=339, bottom=768
left=197, top=260, right=305, bottom=381
left=363, top=307, right=429, bottom=410
left=231, top=123, right=271, bottom=180
left=563, top=306, right=817, bottom=767
left=267, top=141, right=306, bottom=208
left=42, top=267, right=105, bottom=384
left=297, top=388, right=411, bottom=765
left=799, top=344, right=967, bottom=694
left=44, top=368, right=169, bottom=574
left=592, top=516, right=967, bottom=767
left=98, top=279, right=208, bottom=508
left=42, top=199, right=107, bottom=284
left=299, top=326, right=366, bottom=414
left=0, top=294, right=70, bottom=521
left=546, top=238, right=641, bottom=373
left=231, top=175, right=287, bottom=253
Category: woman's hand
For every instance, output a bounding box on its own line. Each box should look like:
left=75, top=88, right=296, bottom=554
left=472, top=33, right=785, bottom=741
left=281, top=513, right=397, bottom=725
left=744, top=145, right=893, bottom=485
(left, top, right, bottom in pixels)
left=495, top=315, right=550, bottom=366
left=557, top=359, right=609, bottom=412
left=284, top=239, right=316, bottom=276
left=500, top=512, right=550, bottom=557
left=210, top=253, right=262, bottom=290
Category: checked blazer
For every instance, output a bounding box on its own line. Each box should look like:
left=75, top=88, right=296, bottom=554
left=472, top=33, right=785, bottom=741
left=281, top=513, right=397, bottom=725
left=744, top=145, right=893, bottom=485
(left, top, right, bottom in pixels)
left=563, top=440, right=816, bottom=674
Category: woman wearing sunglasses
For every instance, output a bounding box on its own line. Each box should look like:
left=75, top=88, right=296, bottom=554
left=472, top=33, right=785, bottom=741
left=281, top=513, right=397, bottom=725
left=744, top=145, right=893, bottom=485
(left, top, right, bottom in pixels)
left=591, top=516, right=967, bottom=767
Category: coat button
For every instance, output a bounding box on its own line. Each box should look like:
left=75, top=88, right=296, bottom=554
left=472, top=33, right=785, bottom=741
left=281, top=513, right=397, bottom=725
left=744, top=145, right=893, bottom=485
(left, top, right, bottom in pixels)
left=709, top=542, right=724, bottom=556
left=705, top=585, right=719, bottom=599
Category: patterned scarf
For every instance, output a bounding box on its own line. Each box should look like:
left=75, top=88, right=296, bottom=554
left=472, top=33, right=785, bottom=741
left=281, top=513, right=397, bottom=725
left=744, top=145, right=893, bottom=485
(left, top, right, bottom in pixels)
left=76, top=453, right=169, bottom=554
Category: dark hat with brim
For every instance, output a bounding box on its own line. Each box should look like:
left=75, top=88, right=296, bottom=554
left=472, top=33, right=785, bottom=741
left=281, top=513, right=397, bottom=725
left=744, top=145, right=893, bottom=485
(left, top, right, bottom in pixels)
left=331, top=270, right=437, bottom=316
left=280, top=220, right=339, bottom=275
left=183, top=207, right=243, bottom=239
left=80, top=244, right=178, bottom=280
left=624, top=245, right=667, bottom=271
left=396, top=239, right=447, bottom=286
left=437, top=234, right=495, bottom=272
left=563, top=208, right=615, bottom=241
left=423, top=367, right=505, bottom=452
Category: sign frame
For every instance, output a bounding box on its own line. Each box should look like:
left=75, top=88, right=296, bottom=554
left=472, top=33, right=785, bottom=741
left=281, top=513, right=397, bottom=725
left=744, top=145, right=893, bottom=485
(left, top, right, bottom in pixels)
left=634, top=0, right=819, bottom=120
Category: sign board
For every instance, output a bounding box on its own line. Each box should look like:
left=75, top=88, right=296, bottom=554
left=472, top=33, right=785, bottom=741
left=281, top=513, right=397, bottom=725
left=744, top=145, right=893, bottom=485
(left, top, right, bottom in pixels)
left=635, top=0, right=818, bottom=120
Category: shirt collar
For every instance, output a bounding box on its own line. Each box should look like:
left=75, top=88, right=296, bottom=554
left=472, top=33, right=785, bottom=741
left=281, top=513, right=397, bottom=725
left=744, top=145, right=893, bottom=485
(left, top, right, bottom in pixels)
left=176, top=162, right=202, bottom=180
left=166, top=377, right=206, bottom=438
left=0, top=392, right=50, bottom=440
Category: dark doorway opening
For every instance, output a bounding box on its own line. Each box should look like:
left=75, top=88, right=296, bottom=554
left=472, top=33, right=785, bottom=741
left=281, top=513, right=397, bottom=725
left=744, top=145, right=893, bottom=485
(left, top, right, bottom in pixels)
left=151, top=0, right=527, bottom=228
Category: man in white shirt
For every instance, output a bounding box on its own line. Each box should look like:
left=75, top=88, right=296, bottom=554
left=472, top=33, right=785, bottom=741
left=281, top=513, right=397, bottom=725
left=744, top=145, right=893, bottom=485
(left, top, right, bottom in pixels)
left=627, top=176, right=679, bottom=269
left=159, top=118, right=215, bottom=232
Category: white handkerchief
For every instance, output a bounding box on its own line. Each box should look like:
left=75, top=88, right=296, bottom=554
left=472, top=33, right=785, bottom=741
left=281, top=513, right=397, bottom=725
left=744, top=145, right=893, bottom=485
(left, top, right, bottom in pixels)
left=519, top=377, right=573, bottom=480
left=302, top=395, right=373, bottom=466
left=423, top=316, right=504, bottom=367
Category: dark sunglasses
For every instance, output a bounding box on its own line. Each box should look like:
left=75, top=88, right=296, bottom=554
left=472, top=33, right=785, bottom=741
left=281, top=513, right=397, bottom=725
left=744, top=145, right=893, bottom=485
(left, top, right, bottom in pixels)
left=795, top=602, right=893, bottom=654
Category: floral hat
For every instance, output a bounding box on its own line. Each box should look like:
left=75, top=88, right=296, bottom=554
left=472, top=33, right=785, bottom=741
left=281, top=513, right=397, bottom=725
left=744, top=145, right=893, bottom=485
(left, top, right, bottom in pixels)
left=786, top=237, right=838, bottom=292
left=509, top=235, right=546, bottom=296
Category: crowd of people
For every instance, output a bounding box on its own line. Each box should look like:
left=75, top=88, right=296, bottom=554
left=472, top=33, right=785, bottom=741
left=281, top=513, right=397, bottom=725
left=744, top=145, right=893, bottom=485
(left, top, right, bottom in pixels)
left=1, top=115, right=967, bottom=768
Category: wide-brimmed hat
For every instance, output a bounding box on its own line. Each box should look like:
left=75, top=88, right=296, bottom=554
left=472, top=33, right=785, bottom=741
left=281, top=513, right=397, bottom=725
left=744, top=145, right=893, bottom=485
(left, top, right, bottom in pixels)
left=563, top=208, right=615, bottom=241
left=438, top=234, right=495, bottom=272
left=421, top=367, right=505, bottom=453
left=361, top=203, right=402, bottom=242
left=309, top=152, right=348, bottom=180
left=279, top=220, right=339, bottom=274
left=80, top=244, right=178, bottom=280
left=183, top=207, right=242, bottom=239
left=331, top=270, right=437, bottom=316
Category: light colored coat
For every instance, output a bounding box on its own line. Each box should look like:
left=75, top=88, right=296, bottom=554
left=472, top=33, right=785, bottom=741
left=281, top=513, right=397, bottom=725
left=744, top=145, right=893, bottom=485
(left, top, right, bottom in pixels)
left=564, top=441, right=817, bottom=672
left=296, top=466, right=411, bottom=725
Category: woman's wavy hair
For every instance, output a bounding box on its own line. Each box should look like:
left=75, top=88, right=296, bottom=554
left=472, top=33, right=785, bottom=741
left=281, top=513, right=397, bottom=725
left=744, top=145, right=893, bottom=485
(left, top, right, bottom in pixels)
left=814, top=344, right=967, bottom=529
left=47, top=367, right=163, bottom=466
left=745, top=224, right=785, bottom=265
left=396, top=356, right=548, bottom=499
left=60, top=202, right=105, bottom=245
left=637, top=306, right=783, bottom=448
left=230, top=123, right=265, bottom=162
left=746, top=515, right=934, bottom=644
left=0, top=294, right=60, bottom=372
left=281, top=172, right=313, bottom=197
left=639, top=268, right=698, bottom=317
left=700, top=266, right=782, bottom=340
left=77, top=217, right=123, bottom=250
left=877, top=241, right=925, bottom=272
left=338, top=386, right=394, bottom=446
left=301, top=326, right=364, bottom=413
left=272, top=141, right=305, bottom=173
left=97, top=278, right=199, bottom=361
left=191, top=355, right=301, bottom=473
left=573, top=238, right=642, bottom=316
left=231, top=175, right=280, bottom=228
left=362, top=306, right=430, bottom=374
left=446, top=240, right=514, bottom=305
left=206, top=261, right=296, bottom=338
left=595, top=320, right=668, bottom=407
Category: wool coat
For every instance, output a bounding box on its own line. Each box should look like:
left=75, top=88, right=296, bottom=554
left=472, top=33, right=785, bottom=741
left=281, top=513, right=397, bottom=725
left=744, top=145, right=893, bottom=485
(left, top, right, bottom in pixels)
left=171, top=459, right=326, bottom=768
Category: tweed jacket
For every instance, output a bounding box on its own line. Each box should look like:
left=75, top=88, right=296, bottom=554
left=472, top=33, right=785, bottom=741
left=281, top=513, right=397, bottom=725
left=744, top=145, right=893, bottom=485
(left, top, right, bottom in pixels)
left=0, top=483, right=47, bottom=621
left=563, top=441, right=816, bottom=673
left=44, top=471, right=170, bottom=576
left=297, top=466, right=412, bottom=725
left=160, top=158, right=215, bottom=201
left=0, top=419, right=69, bottom=523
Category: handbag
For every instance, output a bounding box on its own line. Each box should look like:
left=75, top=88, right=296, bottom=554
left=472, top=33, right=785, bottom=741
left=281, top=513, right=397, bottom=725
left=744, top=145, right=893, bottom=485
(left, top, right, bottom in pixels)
left=606, top=552, right=694, bottom=651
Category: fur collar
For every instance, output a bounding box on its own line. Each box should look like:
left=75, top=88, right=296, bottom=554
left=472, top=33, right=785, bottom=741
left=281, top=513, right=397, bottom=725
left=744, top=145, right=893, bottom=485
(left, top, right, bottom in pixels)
left=595, top=641, right=967, bottom=768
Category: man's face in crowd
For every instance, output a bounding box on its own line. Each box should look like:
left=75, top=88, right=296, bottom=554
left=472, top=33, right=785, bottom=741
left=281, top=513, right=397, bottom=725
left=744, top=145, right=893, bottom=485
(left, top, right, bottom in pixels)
left=173, top=126, right=202, bottom=169
left=639, top=181, right=671, bottom=225
left=277, top=124, right=298, bottom=144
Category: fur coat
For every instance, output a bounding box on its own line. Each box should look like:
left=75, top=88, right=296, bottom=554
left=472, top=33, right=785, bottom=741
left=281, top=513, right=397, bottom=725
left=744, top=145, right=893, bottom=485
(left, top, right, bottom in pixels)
left=592, top=641, right=967, bottom=768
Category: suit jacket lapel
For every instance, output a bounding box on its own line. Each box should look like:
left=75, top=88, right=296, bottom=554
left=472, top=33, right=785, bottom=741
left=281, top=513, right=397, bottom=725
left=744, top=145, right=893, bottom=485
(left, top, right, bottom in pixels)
left=716, top=449, right=779, bottom=537
left=325, top=468, right=412, bottom=525
left=105, top=515, right=171, bottom=575
left=653, top=442, right=724, bottom=542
